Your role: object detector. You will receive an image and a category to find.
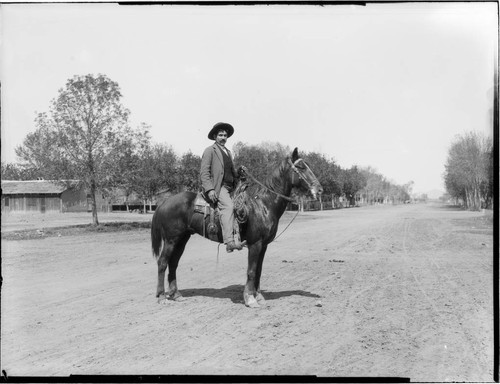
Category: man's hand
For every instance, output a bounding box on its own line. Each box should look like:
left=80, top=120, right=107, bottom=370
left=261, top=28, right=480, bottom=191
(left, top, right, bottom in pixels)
left=237, top=165, right=248, bottom=176
left=208, top=190, right=217, bottom=203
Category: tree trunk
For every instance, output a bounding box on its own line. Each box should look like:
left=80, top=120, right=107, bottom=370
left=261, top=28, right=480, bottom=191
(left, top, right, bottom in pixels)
left=473, top=185, right=481, bottom=211
left=90, top=178, right=99, bottom=226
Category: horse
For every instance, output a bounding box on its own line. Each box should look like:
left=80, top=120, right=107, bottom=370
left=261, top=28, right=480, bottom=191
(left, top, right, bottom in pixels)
left=151, top=147, right=323, bottom=308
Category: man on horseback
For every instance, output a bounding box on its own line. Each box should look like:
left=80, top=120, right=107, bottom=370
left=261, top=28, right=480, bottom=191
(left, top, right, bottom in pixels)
left=200, top=122, right=245, bottom=253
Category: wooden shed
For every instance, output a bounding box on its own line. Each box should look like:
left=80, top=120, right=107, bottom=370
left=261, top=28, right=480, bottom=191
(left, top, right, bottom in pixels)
left=1, top=180, right=91, bottom=214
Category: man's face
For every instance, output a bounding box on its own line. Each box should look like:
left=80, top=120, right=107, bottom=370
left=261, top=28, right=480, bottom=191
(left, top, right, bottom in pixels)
left=215, top=130, right=228, bottom=146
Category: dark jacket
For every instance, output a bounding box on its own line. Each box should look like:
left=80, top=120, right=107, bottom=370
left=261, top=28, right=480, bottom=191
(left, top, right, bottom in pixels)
left=200, top=143, right=238, bottom=197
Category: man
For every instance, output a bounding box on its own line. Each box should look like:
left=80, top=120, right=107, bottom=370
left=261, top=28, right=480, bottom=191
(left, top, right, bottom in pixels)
left=200, top=122, right=244, bottom=253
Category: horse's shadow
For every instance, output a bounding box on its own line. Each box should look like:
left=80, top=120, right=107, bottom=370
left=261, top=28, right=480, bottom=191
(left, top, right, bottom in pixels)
left=182, top=284, right=321, bottom=304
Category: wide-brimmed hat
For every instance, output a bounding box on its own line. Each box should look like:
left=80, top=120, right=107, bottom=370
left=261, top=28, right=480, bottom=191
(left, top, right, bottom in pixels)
left=208, top=122, right=234, bottom=140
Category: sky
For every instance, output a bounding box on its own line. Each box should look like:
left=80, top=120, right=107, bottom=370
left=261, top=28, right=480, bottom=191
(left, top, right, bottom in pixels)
left=0, top=2, right=497, bottom=194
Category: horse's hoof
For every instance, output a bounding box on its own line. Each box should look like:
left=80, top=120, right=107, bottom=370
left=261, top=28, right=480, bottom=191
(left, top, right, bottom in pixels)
left=255, top=292, right=267, bottom=306
left=245, top=295, right=260, bottom=308
left=169, top=292, right=184, bottom=302
left=157, top=293, right=168, bottom=304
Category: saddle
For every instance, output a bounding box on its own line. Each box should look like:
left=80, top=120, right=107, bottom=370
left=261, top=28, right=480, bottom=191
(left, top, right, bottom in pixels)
left=194, top=192, right=219, bottom=241
left=194, top=181, right=250, bottom=243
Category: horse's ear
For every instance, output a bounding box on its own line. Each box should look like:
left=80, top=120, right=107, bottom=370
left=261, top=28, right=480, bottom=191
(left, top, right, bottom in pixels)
left=292, top=147, right=299, bottom=162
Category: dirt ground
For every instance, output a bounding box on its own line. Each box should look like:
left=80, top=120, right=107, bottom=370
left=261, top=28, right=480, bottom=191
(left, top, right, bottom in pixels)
left=1, top=202, right=495, bottom=380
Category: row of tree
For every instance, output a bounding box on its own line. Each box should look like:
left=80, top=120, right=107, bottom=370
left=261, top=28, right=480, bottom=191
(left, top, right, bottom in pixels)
left=231, top=142, right=412, bottom=207
left=2, top=73, right=413, bottom=224
left=3, top=137, right=413, bottom=207
left=443, top=132, right=494, bottom=210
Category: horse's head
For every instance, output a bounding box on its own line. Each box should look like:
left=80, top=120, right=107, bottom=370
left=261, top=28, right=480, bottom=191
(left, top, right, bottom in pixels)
left=289, top=148, right=323, bottom=200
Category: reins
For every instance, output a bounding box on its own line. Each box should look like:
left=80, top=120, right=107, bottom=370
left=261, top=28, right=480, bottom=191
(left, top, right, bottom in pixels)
left=243, top=167, right=296, bottom=202
left=242, top=157, right=315, bottom=203
left=271, top=208, right=300, bottom=243
left=240, top=157, right=311, bottom=242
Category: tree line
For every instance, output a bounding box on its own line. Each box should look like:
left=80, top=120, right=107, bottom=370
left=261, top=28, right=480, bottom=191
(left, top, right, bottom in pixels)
left=443, top=131, right=494, bottom=210
left=2, top=74, right=413, bottom=224
left=231, top=142, right=413, bottom=208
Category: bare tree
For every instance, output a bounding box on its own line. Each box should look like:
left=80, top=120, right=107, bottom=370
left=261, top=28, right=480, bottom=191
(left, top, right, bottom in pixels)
left=444, top=132, right=492, bottom=210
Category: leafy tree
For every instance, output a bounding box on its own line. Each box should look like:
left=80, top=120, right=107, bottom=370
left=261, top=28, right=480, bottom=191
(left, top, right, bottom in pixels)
left=135, top=143, right=178, bottom=211
left=1, top=162, right=39, bottom=180
left=178, top=151, right=201, bottom=192
left=358, top=167, right=409, bottom=205
left=16, top=74, right=133, bottom=225
left=360, top=167, right=382, bottom=204
left=302, top=152, right=343, bottom=208
left=303, top=152, right=337, bottom=195
left=484, top=147, right=494, bottom=208
left=233, top=141, right=291, bottom=185
left=342, top=166, right=367, bottom=205
left=113, top=122, right=152, bottom=210
left=15, top=113, right=74, bottom=180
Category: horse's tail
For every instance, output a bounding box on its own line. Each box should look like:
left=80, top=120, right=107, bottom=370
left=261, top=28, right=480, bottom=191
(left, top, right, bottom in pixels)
left=151, top=209, right=163, bottom=259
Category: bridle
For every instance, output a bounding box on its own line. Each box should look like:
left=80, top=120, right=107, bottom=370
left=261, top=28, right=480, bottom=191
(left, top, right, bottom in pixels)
left=243, top=157, right=320, bottom=203
left=288, top=158, right=322, bottom=195
left=240, top=157, right=321, bottom=243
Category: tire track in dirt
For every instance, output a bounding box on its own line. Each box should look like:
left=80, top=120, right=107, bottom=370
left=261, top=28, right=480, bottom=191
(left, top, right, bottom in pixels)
left=398, top=212, right=493, bottom=381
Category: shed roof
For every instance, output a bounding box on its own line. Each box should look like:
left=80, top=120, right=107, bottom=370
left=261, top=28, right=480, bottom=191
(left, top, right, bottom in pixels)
left=1, top=180, right=81, bottom=195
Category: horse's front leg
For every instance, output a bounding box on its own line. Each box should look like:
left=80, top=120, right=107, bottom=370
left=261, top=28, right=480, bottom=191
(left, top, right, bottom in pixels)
left=243, top=242, right=262, bottom=308
left=255, top=244, right=268, bottom=306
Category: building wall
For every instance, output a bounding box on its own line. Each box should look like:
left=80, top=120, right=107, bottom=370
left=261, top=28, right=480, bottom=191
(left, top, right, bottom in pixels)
left=2, top=194, right=61, bottom=213
left=2, top=187, right=112, bottom=214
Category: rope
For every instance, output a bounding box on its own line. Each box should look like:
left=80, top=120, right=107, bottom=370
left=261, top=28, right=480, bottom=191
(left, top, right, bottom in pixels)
left=243, top=168, right=296, bottom=202
left=211, top=162, right=305, bottom=258
left=240, top=167, right=301, bottom=243
left=233, top=187, right=250, bottom=224
left=271, top=208, right=300, bottom=243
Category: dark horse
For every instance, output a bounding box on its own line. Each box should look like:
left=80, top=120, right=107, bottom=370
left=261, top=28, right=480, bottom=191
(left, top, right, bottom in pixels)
left=151, top=148, right=323, bottom=308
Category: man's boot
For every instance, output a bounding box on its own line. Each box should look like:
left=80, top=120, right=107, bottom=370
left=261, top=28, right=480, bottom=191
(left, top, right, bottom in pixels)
left=226, top=240, right=243, bottom=253
left=233, top=221, right=247, bottom=250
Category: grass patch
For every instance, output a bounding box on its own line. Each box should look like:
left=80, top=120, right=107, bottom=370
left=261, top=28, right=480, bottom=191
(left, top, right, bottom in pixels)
left=2, top=221, right=152, bottom=241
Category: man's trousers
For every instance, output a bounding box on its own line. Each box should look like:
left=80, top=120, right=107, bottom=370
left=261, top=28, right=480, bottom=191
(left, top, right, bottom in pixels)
left=217, top=186, right=236, bottom=244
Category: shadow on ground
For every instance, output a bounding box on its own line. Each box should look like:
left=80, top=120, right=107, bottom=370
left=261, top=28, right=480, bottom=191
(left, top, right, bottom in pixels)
left=182, top=284, right=320, bottom=303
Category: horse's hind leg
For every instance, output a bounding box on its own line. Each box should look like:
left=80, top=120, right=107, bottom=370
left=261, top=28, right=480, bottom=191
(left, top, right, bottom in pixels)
left=156, top=241, right=174, bottom=303
left=166, top=233, right=191, bottom=301
left=156, top=240, right=180, bottom=303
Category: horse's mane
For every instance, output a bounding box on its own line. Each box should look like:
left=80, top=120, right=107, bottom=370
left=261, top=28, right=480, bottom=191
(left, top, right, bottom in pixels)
left=247, top=157, right=290, bottom=198
left=234, top=154, right=299, bottom=224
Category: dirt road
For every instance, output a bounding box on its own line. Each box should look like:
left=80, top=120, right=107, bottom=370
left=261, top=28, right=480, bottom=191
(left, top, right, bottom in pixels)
left=1, top=202, right=494, bottom=380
